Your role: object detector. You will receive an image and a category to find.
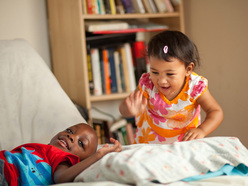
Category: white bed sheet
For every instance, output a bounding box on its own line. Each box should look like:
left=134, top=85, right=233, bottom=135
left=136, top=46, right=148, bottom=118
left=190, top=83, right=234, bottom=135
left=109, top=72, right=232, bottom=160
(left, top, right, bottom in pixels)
left=74, top=137, right=248, bottom=185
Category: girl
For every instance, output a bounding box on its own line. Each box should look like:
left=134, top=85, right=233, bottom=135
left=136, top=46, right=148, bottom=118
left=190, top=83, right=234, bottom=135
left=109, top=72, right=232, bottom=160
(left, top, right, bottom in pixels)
left=119, top=30, right=223, bottom=144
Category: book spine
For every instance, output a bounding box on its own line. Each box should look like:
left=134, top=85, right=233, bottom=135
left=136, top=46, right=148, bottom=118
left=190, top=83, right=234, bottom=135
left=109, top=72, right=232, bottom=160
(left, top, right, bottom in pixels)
left=114, top=50, right=123, bottom=93
left=120, top=125, right=128, bottom=145
left=120, top=46, right=130, bottom=92
left=99, top=48, right=106, bottom=94
left=87, top=0, right=93, bottom=14
left=87, top=45, right=94, bottom=95
left=132, top=41, right=147, bottom=84
left=115, top=0, right=125, bottom=14
left=164, top=0, right=174, bottom=12
left=109, top=0, right=117, bottom=14
left=108, top=48, right=118, bottom=93
left=91, top=48, right=103, bottom=95
left=148, top=0, right=158, bottom=13
left=124, top=43, right=136, bottom=91
left=121, top=0, right=135, bottom=13
left=82, top=0, right=88, bottom=14
left=103, top=49, right=111, bottom=94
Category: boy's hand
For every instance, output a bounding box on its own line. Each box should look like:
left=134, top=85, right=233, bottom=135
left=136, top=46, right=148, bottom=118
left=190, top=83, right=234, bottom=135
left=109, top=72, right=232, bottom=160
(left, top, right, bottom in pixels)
left=181, top=128, right=206, bottom=141
left=97, top=138, right=122, bottom=158
left=124, top=90, right=147, bottom=116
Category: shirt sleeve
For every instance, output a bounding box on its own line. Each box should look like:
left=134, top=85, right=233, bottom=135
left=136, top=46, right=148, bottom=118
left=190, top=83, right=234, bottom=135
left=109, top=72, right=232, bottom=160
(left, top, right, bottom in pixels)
left=188, top=73, right=208, bottom=102
left=138, top=73, right=153, bottom=99
left=48, top=146, right=80, bottom=176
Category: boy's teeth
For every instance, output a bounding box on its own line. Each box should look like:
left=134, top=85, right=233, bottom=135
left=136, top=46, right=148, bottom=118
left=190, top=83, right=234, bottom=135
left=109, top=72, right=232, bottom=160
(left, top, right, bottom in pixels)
left=60, top=139, right=67, bottom=147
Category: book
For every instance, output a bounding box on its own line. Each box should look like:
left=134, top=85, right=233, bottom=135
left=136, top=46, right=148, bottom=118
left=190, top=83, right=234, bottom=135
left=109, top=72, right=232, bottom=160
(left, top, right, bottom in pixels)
left=91, top=0, right=99, bottom=14
left=82, top=0, right=88, bottom=14
left=109, top=0, right=117, bottom=14
left=132, top=41, right=147, bottom=84
left=114, top=0, right=125, bottom=14
left=91, top=48, right=102, bottom=96
left=87, top=45, right=94, bottom=95
left=93, top=118, right=113, bottom=143
left=102, top=49, right=111, bottom=94
left=103, top=0, right=112, bottom=14
left=93, top=123, right=102, bottom=144
left=153, top=0, right=167, bottom=13
left=113, top=50, right=123, bottom=93
left=87, top=0, right=93, bottom=14
left=119, top=46, right=130, bottom=92
left=121, top=0, right=135, bottom=13
left=164, top=0, right=174, bottom=12
left=109, top=118, right=127, bottom=132
left=148, top=0, right=158, bottom=13
left=120, top=126, right=128, bottom=145
left=108, top=48, right=118, bottom=93
left=131, top=0, right=146, bottom=13
left=124, top=43, right=136, bottom=91
left=99, top=0, right=106, bottom=14
left=85, top=20, right=129, bottom=32
left=126, top=122, right=135, bottom=144
left=99, top=48, right=106, bottom=94
left=142, top=0, right=153, bottom=13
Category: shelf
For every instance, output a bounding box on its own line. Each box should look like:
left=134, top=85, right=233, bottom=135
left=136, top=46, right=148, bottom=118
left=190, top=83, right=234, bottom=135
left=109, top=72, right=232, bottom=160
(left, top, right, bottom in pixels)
left=82, top=12, right=180, bottom=20
left=90, top=92, right=130, bottom=102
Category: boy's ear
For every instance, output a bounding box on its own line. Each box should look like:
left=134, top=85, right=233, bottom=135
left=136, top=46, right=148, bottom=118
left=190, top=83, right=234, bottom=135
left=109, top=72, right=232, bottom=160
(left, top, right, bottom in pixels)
left=186, top=62, right=194, bottom=76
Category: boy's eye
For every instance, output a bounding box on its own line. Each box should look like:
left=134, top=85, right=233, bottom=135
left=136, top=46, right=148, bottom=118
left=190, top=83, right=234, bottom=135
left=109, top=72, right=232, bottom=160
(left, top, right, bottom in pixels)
left=167, top=73, right=174, bottom=76
left=79, top=140, right=85, bottom=149
left=66, top=129, right=73, bottom=134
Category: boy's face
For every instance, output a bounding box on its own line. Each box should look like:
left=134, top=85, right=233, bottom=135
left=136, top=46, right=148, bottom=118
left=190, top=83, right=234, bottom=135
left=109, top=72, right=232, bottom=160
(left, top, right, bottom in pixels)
left=49, top=123, right=98, bottom=161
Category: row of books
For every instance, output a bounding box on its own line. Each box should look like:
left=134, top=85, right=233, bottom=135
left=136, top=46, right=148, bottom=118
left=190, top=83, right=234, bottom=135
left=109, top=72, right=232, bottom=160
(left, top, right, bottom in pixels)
left=87, top=41, right=148, bottom=96
left=93, top=118, right=136, bottom=145
left=82, top=0, right=177, bottom=15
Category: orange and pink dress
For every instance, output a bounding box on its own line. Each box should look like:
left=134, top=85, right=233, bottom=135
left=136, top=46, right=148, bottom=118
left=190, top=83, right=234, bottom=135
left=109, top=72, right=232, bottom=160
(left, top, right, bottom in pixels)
left=134, top=72, right=208, bottom=144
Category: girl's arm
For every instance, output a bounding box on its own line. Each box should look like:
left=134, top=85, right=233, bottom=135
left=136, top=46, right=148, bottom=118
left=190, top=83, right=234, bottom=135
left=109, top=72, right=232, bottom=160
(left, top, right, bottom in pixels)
left=119, top=87, right=147, bottom=117
left=182, top=89, right=223, bottom=141
left=53, top=138, right=121, bottom=183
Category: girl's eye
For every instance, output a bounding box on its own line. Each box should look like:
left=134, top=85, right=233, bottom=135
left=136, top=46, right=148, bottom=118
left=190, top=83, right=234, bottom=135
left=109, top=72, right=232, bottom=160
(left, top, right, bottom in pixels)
left=66, top=129, right=73, bottom=134
left=151, top=71, right=159, bottom=75
left=167, top=73, right=174, bottom=76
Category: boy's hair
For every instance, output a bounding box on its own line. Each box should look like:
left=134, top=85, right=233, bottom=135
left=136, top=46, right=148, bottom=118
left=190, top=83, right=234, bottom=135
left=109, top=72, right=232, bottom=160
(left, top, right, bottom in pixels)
left=147, top=30, right=200, bottom=67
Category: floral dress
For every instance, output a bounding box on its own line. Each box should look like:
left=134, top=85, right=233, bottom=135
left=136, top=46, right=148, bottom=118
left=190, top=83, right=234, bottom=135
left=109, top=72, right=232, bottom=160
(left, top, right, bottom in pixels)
left=134, top=72, right=208, bottom=144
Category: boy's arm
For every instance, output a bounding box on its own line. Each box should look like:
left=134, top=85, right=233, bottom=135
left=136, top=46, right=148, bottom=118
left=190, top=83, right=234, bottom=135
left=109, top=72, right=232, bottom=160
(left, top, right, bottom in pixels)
left=119, top=87, right=147, bottom=117
left=53, top=138, right=121, bottom=183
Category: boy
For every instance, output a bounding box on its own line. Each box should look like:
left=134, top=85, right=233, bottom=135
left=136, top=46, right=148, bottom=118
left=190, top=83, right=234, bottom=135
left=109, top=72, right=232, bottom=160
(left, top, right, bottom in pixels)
left=0, top=123, right=122, bottom=185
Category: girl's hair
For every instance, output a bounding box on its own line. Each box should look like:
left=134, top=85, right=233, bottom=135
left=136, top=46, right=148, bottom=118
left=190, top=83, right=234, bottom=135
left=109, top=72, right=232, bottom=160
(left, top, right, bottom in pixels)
left=147, top=30, right=200, bottom=67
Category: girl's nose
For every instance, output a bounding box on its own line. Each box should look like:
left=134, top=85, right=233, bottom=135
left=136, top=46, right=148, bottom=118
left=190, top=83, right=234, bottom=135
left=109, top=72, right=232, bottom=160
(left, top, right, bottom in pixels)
left=158, top=75, right=167, bottom=84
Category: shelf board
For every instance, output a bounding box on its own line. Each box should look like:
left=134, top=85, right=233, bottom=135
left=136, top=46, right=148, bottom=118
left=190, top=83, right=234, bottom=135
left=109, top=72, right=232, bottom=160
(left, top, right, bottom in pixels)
left=90, top=92, right=130, bottom=102
left=82, top=12, right=180, bottom=20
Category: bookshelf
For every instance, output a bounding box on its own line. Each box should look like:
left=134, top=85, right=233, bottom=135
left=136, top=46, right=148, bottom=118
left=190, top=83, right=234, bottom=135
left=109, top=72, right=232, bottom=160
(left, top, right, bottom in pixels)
left=47, top=0, right=185, bottom=125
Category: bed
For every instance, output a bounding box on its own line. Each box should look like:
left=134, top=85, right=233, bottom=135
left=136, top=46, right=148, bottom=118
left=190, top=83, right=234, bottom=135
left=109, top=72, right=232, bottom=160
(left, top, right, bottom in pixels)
left=1, top=39, right=248, bottom=186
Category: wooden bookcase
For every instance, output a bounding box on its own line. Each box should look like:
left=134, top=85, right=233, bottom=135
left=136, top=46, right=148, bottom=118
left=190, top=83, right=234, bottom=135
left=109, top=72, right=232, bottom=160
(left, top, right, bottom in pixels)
left=47, top=0, right=185, bottom=125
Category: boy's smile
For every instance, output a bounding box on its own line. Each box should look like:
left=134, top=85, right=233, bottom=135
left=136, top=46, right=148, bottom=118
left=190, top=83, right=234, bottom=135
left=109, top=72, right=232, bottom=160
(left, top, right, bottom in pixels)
left=49, top=123, right=98, bottom=161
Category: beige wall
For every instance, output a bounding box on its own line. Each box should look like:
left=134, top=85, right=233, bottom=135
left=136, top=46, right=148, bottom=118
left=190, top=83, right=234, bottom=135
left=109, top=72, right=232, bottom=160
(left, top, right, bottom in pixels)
left=0, top=0, right=247, bottom=147
left=184, top=0, right=248, bottom=147
left=0, top=0, right=50, bottom=68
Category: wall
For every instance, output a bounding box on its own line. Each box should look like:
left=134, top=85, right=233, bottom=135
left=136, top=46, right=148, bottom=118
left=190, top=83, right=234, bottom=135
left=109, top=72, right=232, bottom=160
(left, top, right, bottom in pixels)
left=0, top=0, right=247, bottom=147
left=184, top=0, right=248, bottom=147
left=0, top=0, right=51, bottom=68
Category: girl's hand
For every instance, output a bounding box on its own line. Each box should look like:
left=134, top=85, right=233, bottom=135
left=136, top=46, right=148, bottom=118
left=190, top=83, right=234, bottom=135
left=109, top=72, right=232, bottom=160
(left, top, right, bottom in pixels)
left=96, top=138, right=122, bottom=158
left=181, top=128, right=206, bottom=141
left=124, top=90, right=147, bottom=116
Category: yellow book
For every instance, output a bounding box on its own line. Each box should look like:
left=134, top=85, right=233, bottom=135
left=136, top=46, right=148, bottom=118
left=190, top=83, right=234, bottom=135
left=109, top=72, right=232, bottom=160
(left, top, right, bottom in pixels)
left=109, top=0, right=116, bottom=14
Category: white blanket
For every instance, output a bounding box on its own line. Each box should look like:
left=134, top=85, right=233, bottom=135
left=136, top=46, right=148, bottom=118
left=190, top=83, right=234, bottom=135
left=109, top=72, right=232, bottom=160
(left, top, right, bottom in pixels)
left=75, top=137, right=248, bottom=185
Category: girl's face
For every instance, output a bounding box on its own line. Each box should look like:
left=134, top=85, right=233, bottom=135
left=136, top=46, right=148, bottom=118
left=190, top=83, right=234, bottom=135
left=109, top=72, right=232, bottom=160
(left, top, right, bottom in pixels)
left=149, top=56, right=193, bottom=101
left=49, top=123, right=98, bottom=161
